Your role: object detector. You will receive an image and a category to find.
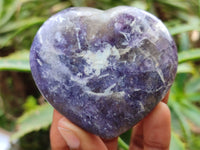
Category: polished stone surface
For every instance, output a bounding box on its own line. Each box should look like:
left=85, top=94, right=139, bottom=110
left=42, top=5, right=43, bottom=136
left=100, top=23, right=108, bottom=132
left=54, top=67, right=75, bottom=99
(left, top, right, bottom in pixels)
left=30, top=6, right=178, bottom=139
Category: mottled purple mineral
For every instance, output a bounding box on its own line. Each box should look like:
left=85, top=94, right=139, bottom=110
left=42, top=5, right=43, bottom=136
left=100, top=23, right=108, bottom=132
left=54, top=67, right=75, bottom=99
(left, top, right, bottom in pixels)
left=30, top=6, right=178, bottom=139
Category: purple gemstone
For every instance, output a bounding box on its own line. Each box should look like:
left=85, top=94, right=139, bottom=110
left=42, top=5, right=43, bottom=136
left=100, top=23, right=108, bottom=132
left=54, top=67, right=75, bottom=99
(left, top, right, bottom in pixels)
left=30, top=6, right=178, bottom=139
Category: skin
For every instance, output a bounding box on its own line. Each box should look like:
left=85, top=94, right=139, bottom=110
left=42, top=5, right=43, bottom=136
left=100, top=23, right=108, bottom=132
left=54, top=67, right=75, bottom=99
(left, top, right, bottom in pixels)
left=50, top=92, right=170, bottom=150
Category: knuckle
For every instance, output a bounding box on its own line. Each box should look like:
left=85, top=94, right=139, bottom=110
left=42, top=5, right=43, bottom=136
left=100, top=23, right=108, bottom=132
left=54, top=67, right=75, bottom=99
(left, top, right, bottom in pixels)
left=144, top=140, right=169, bottom=150
left=131, top=134, right=144, bottom=149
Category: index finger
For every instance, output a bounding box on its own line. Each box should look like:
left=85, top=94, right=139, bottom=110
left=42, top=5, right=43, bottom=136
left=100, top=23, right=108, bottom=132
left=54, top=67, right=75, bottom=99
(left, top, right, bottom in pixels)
left=50, top=110, right=69, bottom=150
left=143, top=102, right=171, bottom=150
left=129, top=91, right=171, bottom=150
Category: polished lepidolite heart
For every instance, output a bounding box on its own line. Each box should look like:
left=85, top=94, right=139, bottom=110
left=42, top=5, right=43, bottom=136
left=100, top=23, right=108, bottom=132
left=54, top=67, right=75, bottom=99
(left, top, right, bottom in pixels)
left=30, top=6, right=178, bottom=139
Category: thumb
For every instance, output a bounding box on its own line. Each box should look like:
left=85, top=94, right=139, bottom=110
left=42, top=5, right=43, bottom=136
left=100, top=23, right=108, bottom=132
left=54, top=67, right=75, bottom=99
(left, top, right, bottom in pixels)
left=58, top=117, right=108, bottom=150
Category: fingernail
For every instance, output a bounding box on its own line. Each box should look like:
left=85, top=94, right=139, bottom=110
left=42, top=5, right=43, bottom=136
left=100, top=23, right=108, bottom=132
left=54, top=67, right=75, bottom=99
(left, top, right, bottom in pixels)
left=58, top=127, right=80, bottom=149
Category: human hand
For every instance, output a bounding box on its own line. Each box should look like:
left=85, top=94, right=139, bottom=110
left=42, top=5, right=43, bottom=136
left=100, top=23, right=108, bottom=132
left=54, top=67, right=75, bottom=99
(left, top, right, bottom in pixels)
left=50, top=92, right=171, bottom=150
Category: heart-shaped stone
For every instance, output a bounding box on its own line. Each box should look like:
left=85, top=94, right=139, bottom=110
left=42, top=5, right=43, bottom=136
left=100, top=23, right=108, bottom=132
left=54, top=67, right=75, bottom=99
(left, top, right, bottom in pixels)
left=30, top=6, right=177, bottom=139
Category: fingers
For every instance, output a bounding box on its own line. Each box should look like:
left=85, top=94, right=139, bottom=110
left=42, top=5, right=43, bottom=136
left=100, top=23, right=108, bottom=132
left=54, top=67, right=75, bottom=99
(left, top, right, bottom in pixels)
left=130, top=102, right=171, bottom=150
left=129, top=92, right=170, bottom=150
left=50, top=110, right=69, bottom=150
left=129, top=122, right=144, bottom=150
left=58, top=117, right=107, bottom=150
left=143, top=102, right=171, bottom=150
left=50, top=110, right=118, bottom=150
left=101, top=137, right=118, bottom=150
left=51, top=91, right=170, bottom=150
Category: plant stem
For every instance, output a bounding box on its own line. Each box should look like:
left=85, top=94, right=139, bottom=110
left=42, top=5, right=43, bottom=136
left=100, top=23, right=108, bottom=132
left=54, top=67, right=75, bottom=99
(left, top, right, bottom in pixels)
left=118, top=137, right=129, bottom=150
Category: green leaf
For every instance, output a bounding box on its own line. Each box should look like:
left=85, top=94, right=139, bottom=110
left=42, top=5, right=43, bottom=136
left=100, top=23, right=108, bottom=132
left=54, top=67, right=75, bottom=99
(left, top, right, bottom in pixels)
left=23, top=96, right=38, bottom=112
left=181, top=101, right=200, bottom=126
left=130, top=1, right=147, bottom=10
left=177, top=63, right=195, bottom=74
left=0, top=50, right=30, bottom=71
left=0, top=29, right=23, bottom=48
left=191, top=134, right=200, bottom=149
left=170, top=131, right=186, bottom=150
left=169, top=24, right=200, bottom=35
left=185, top=76, right=200, bottom=93
left=120, top=129, right=132, bottom=145
left=0, top=0, right=3, bottom=18
left=0, top=18, right=44, bottom=48
left=0, top=0, right=20, bottom=27
left=186, top=93, right=200, bottom=102
left=11, top=103, right=53, bottom=140
left=155, top=0, right=189, bottom=11
left=178, top=49, right=200, bottom=64
left=51, top=2, right=72, bottom=13
left=164, top=19, right=182, bottom=27
left=0, top=96, right=4, bottom=116
left=0, top=109, right=3, bottom=116
left=0, top=17, right=45, bottom=34
left=169, top=101, right=191, bottom=141
left=199, top=0, right=200, bottom=16
left=171, top=108, right=183, bottom=136
left=70, top=0, right=86, bottom=7
left=118, top=137, right=129, bottom=150
left=170, top=74, right=188, bottom=96
left=178, top=33, right=190, bottom=51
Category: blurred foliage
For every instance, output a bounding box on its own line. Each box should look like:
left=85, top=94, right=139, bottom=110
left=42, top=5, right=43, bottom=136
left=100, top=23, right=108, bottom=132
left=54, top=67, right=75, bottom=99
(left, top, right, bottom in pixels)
left=19, top=129, right=50, bottom=150
left=0, top=0, right=200, bottom=150
left=11, top=103, right=53, bottom=141
left=0, top=50, right=30, bottom=71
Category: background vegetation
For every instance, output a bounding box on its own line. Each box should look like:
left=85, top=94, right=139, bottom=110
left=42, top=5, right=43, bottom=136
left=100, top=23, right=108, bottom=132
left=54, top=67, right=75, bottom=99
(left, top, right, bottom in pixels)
left=0, top=0, right=200, bottom=149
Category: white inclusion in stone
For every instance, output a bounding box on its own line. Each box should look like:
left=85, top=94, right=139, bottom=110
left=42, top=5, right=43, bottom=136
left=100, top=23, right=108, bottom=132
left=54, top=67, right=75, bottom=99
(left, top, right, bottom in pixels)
left=138, top=101, right=145, bottom=113
left=111, top=46, right=120, bottom=59
left=117, top=91, right=126, bottom=97
left=83, top=66, right=93, bottom=76
left=155, top=21, right=171, bottom=41
left=77, top=72, right=83, bottom=78
left=156, top=68, right=165, bottom=84
left=86, top=90, right=112, bottom=97
left=65, top=17, right=74, bottom=31
left=132, top=88, right=142, bottom=92
left=98, top=73, right=109, bottom=79
left=83, top=44, right=112, bottom=76
left=58, top=16, right=65, bottom=23
left=104, top=83, right=116, bottom=94
left=37, top=28, right=43, bottom=43
left=132, top=53, right=136, bottom=62
left=85, top=83, right=115, bottom=96
left=75, top=28, right=81, bottom=49
left=55, top=32, right=64, bottom=43
left=52, top=15, right=65, bottom=23
left=119, top=32, right=130, bottom=46
left=130, top=18, right=136, bottom=28
left=86, top=83, right=124, bottom=97
left=118, top=47, right=131, bottom=55
left=39, top=46, right=67, bottom=82
left=106, top=123, right=113, bottom=129
left=119, top=31, right=129, bottom=42
left=37, top=59, right=43, bottom=66
left=114, top=22, right=122, bottom=30
left=49, top=84, right=60, bottom=93
left=88, top=121, right=92, bottom=125
left=138, top=46, right=165, bottom=84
